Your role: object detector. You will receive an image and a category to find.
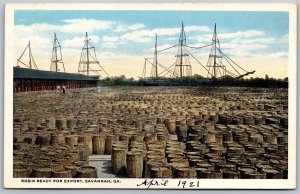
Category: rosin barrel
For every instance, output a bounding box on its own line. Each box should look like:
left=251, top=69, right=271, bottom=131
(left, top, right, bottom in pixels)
left=65, top=135, right=78, bottom=146
left=64, top=165, right=78, bottom=178
left=52, top=170, right=72, bottom=178
left=78, top=135, right=93, bottom=154
left=165, top=119, right=176, bottom=135
left=50, top=133, right=65, bottom=145
left=223, top=170, right=240, bottom=179
left=150, top=167, right=172, bottom=178
left=198, top=170, right=223, bottom=179
left=126, top=151, right=143, bottom=178
left=77, top=166, right=97, bottom=178
left=174, top=167, right=197, bottom=178
left=13, top=166, right=31, bottom=178
left=105, top=134, right=118, bottom=154
left=31, top=167, right=52, bottom=178
left=92, top=135, right=106, bottom=155
left=111, top=148, right=127, bottom=175
left=55, top=119, right=67, bottom=130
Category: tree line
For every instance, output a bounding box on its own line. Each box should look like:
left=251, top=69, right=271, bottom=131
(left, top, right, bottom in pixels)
left=98, top=74, right=288, bottom=88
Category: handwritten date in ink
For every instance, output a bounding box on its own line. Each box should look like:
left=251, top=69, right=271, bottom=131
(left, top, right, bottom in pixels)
left=177, top=180, right=200, bottom=188
left=137, top=179, right=169, bottom=189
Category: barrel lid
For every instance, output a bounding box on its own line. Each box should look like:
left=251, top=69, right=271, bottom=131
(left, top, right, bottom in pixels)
left=34, top=167, right=52, bottom=172
left=151, top=167, right=170, bottom=171
left=53, top=170, right=72, bottom=173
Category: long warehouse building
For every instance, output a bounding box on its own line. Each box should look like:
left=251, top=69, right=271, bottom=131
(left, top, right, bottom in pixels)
left=13, top=67, right=99, bottom=93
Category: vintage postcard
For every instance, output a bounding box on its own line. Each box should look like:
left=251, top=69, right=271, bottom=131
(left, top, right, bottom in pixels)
left=4, top=3, right=297, bottom=189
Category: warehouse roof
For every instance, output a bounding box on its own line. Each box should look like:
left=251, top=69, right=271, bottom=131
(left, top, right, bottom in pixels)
left=14, top=67, right=99, bottom=81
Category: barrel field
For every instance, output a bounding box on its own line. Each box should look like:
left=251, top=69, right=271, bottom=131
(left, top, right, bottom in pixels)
left=13, top=86, right=288, bottom=179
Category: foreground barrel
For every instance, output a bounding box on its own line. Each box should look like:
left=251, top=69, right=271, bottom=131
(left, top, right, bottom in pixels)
left=31, top=167, right=52, bottom=178
left=105, top=135, right=118, bottom=154
left=150, top=167, right=172, bottom=178
left=13, top=166, right=31, bottom=178
left=77, top=166, right=97, bottom=178
left=92, top=135, right=106, bottom=155
left=126, top=151, right=143, bottom=178
left=52, top=170, right=72, bottom=178
left=112, top=148, right=127, bottom=175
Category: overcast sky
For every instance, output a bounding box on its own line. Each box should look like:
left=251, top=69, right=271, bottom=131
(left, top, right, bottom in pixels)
left=14, top=10, right=289, bottom=79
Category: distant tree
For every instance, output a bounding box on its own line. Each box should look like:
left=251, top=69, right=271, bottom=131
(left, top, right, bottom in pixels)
left=265, top=74, right=269, bottom=80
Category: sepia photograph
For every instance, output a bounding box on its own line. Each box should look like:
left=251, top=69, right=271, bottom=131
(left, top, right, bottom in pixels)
left=4, top=3, right=297, bottom=189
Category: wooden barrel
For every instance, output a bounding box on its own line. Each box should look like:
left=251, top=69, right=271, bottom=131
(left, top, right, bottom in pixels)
left=189, top=158, right=206, bottom=167
left=262, top=168, right=283, bottom=179
left=238, top=167, right=256, bottom=178
left=55, top=119, right=67, bottom=130
left=249, top=134, right=263, bottom=143
left=244, top=171, right=266, bottom=179
left=165, top=119, right=176, bottom=134
left=126, top=151, right=143, bottom=178
left=13, top=143, right=22, bottom=150
left=67, top=119, right=77, bottom=129
left=215, top=133, right=223, bottom=145
left=186, top=141, right=200, bottom=150
left=49, top=162, right=65, bottom=172
left=150, top=167, right=172, bottom=178
left=31, top=167, right=52, bottom=178
left=195, top=167, right=208, bottom=178
left=174, top=167, right=197, bottom=178
left=35, top=134, right=50, bottom=147
left=134, top=119, right=143, bottom=130
left=92, top=135, right=106, bottom=155
left=254, top=116, right=264, bottom=125
left=223, top=132, right=233, bottom=142
left=176, top=121, right=188, bottom=142
left=112, top=141, right=128, bottom=150
left=187, top=134, right=200, bottom=141
left=227, top=146, right=245, bottom=155
left=52, top=170, right=72, bottom=178
left=119, top=134, right=131, bottom=143
left=263, top=133, right=277, bottom=145
left=65, top=135, right=78, bottom=146
left=215, top=163, right=236, bottom=171
left=46, top=118, right=56, bottom=129
left=210, top=146, right=226, bottom=155
left=50, top=133, right=65, bottom=145
left=277, top=135, right=288, bottom=144
left=157, top=133, right=168, bottom=146
left=145, top=160, right=166, bottom=178
left=131, top=141, right=146, bottom=151
left=196, top=163, right=215, bottom=170
left=243, top=116, right=255, bottom=125
left=105, top=134, right=118, bottom=154
left=232, top=117, right=243, bottom=125
left=209, top=113, right=219, bottom=123
left=77, top=166, right=97, bottom=178
left=23, top=136, right=34, bottom=144
left=13, top=166, right=31, bottom=178
left=78, top=135, right=93, bottom=154
left=144, top=133, right=156, bottom=144
left=204, top=132, right=216, bottom=143
left=223, top=170, right=240, bottom=179
left=112, top=148, right=127, bottom=175
left=79, top=148, right=89, bottom=161
left=64, top=165, right=78, bottom=178
left=130, top=133, right=145, bottom=142
left=198, top=170, right=223, bottom=178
